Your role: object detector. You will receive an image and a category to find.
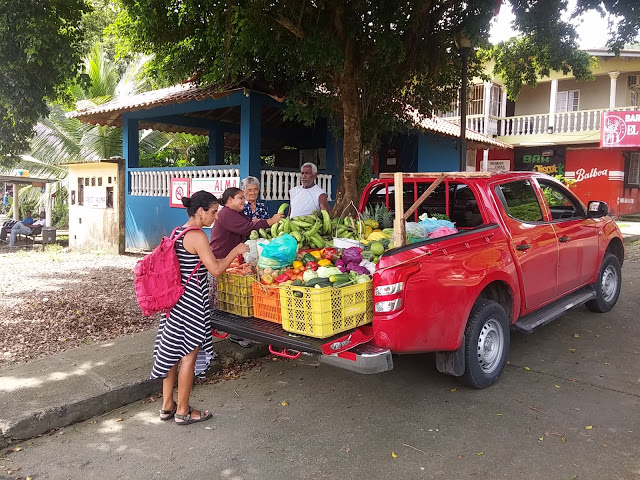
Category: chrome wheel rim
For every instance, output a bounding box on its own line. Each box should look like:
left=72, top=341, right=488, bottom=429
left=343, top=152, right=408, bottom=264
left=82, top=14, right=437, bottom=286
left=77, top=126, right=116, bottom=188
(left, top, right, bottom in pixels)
left=601, top=265, right=618, bottom=303
left=477, top=319, right=505, bottom=374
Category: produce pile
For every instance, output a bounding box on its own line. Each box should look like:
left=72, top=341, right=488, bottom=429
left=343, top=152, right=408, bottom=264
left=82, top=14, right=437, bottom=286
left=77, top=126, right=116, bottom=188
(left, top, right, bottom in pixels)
left=227, top=204, right=457, bottom=290
left=249, top=203, right=394, bottom=250
left=244, top=203, right=398, bottom=289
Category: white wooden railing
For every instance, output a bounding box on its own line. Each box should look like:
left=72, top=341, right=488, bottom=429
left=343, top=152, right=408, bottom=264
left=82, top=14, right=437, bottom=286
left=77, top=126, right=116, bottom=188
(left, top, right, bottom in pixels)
left=129, top=167, right=239, bottom=196
left=443, top=114, right=499, bottom=137
left=261, top=170, right=333, bottom=201
left=129, top=166, right=333, bottom=201
left=499, top=106, right=638, bottom=136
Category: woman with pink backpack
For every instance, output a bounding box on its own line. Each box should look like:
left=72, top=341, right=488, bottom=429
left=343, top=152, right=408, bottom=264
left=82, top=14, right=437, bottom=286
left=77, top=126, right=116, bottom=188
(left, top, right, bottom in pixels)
left=151, top=190, right=248, bottom=425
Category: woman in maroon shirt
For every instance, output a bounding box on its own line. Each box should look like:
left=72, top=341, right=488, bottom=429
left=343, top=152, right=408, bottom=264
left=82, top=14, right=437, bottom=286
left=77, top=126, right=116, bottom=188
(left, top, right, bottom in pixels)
left=209, top=187, right=283, bottom=347
left=210, top=187, right=282, bottom=258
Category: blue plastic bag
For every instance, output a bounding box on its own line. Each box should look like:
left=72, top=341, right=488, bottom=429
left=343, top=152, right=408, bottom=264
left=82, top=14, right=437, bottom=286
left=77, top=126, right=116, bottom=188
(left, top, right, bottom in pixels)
left=419, top=217, right=455, bottom=233
left=258, top=233, right=298, bottom=269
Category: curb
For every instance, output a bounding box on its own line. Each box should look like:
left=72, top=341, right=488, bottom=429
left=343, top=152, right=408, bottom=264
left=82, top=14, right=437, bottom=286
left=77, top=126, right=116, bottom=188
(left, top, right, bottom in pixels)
left=0, top=378, right=162, bottom=448
left=623, top=234, right=640, bottom=244
left=0, top=338, right=269, bottom=447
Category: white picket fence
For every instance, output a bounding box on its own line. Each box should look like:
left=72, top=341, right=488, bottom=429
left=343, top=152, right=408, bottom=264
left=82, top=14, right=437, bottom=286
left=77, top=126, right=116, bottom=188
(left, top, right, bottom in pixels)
left=129, top=167, right=333, bottom=200
left=260, top=170, right=333, bottom=201
left=129, top=167, right=239, bottom=197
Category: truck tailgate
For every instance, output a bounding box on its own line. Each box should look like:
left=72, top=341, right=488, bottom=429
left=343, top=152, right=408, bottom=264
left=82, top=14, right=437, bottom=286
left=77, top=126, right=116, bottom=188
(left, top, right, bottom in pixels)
left=210, top=310, right=393, bottom=374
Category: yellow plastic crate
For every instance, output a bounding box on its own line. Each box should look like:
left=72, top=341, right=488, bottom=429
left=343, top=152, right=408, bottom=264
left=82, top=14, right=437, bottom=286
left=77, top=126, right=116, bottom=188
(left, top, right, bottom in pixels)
left=278, top=282, right=372, bottom=338
left=218, top=298, right=253, bottom=317
left=217, top=273, right=258, bottom=297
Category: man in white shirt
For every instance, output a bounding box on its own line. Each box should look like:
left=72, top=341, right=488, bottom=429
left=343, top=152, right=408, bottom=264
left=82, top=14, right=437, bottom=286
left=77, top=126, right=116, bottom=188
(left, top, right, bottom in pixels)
left=9, top=211, right=46, bottom=246
left=289, top=162, right=330, bottom=218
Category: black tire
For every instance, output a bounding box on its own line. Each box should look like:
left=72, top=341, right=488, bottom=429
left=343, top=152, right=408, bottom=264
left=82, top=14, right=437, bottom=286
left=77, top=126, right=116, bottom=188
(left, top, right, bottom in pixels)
left=458, top=299, right=510, bottom=389
left=586, top=253, right=622, bottom=313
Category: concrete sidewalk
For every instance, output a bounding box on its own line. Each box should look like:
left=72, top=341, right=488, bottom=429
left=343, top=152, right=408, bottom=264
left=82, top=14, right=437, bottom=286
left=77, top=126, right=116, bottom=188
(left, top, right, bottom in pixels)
left=0, top=330, right=267, bottom=447
left=0, top=221, right=638, bottom=448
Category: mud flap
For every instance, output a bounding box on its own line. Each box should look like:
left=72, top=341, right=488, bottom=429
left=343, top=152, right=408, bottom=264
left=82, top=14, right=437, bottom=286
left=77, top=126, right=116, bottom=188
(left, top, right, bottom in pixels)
left=435, top=336, right=465, bottom=377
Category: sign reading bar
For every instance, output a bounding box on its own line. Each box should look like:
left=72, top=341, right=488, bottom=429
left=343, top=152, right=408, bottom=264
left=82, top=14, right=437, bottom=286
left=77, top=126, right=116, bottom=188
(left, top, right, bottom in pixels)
left=191, top=176, right=240, bottom=199
left=170, top=177, right=190, bottom=208
left=601, top=111, right=640, bottom=147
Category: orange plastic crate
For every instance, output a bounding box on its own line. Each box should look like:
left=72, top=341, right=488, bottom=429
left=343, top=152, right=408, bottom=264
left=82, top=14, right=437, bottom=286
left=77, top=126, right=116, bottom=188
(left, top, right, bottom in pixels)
left=252, top=283, right=282, bottom=324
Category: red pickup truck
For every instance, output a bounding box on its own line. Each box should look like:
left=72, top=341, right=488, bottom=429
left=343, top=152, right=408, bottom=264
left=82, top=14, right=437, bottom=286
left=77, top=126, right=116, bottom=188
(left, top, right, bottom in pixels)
left=211, top=171, right=624, bottom=389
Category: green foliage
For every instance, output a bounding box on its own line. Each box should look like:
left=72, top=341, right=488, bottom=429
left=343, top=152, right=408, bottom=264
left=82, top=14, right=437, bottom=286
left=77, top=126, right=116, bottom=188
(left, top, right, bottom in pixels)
left=356, top=163, right=372, bottom=193
left=52, top=201, right=69, bottom=228
left=0, top=0, right=90, bottom=161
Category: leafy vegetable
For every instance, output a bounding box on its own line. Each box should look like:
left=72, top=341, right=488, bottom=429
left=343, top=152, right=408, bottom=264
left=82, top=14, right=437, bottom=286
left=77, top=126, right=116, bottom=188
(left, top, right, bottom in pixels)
left=341, top=247, right=362, bottom=265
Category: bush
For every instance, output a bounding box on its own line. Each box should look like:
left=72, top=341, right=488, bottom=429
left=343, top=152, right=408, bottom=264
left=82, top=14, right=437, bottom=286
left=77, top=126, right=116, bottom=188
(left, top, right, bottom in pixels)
left=52, top=201, right=69, bottom=228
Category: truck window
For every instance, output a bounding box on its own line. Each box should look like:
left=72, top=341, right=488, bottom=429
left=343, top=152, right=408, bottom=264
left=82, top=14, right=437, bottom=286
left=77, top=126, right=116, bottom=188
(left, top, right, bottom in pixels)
left=495, top=180, right=543, bottom=223
left=450, top=184, right=483, bottom=228
left=537, top=179, right=585, bottom=220
left=365, top=182, right=448, bottom=221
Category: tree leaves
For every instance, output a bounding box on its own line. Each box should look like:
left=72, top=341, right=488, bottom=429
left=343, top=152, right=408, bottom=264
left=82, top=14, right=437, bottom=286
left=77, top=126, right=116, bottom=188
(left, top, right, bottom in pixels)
left=0, top=0, right=90, bottom=161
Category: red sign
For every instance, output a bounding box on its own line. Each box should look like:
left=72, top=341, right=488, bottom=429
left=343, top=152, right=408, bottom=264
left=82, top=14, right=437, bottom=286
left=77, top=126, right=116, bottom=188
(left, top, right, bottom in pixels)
left=170, top=177, right=190, bottom=208
left=600, top=111, right=640, bottom=147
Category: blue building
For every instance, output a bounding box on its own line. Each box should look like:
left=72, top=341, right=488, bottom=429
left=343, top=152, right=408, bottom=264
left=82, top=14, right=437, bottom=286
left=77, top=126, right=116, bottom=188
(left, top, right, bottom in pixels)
left=70, top=84, right=510, bottom=250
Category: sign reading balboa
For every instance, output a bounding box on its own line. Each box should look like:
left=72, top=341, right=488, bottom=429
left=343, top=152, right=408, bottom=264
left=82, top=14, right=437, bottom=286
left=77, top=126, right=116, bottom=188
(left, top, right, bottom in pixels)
left=601, top=111, right=640, bottom=147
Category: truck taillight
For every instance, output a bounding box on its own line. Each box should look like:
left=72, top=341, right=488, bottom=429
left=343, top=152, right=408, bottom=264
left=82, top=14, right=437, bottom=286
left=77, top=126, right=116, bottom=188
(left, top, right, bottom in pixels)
left=375, top=282, right=403, bottom=296
left=374, top=262, right=420, bottom=314
left=375, top=298, right=403, bottom=313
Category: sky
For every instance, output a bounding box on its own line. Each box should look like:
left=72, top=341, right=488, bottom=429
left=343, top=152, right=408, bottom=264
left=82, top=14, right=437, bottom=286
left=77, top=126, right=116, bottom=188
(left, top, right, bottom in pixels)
left=489, top=1, right=617, bottom=50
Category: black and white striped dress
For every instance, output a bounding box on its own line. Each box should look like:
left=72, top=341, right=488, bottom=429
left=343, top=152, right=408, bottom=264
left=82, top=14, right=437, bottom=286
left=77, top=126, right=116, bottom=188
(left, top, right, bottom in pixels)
left=151, top=227, right=214, bottom=379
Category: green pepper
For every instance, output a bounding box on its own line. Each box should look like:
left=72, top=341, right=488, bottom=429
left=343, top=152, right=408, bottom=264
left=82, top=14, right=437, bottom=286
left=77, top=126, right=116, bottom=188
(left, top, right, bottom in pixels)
left=302, top=253, right=317, bottom=265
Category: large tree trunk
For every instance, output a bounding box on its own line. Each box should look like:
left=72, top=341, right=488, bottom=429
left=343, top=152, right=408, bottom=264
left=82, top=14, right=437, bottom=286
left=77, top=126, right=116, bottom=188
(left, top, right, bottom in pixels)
left=332, top=31, right=364, bottom=217
left=332, top=80, right=363, bottom=216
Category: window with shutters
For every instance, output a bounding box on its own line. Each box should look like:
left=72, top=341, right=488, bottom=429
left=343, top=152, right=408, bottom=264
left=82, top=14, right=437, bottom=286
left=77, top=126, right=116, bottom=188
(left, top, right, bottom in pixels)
left=556, top=90, right=580, bottom=112
left=628, top=153, right=640, bottom=187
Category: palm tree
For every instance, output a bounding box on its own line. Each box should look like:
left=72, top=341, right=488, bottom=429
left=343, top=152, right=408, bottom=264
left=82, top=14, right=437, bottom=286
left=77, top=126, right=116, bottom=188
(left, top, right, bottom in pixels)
left=2, top=43, right=171, bottom=223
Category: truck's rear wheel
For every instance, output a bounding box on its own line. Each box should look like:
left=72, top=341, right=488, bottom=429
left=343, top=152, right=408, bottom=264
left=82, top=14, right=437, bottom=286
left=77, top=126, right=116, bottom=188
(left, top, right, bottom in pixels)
left=586, top=253, right=621, bottom=313
left=458, top=299, right=510, bottom=389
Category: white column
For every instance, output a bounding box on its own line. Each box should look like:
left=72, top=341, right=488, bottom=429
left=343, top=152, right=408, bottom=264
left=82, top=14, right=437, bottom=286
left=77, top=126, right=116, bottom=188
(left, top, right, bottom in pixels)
left=500, top=88, right=508, bottom=135
left=609, top=71, right=620, bottom=109
left=482, top=149, right=489, bottom=172
left=12, top=182, right=19, bottom=220
left=483, top=82, right=492, bottom=136
left=45, top=185, right=52, bottom=227
left=548, top=79, right=558, bottom=132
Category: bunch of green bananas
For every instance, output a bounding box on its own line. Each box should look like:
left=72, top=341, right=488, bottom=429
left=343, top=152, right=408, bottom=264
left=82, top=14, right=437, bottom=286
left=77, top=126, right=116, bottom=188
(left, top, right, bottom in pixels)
left=249, top=209, right=332, bottom=249
left=333, top=216, right=366, bottom=239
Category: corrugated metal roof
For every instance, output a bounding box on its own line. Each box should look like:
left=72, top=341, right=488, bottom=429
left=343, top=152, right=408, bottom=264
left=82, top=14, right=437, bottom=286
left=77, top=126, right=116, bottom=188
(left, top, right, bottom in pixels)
left=407, top=110, right=513, bottom=149
left=68, top=84, right=511, bottom=149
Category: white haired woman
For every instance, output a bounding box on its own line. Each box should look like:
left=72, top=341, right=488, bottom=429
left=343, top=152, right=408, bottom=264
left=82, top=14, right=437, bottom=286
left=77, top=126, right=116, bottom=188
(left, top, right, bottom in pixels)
left=241, top=176, right=270, bottom=221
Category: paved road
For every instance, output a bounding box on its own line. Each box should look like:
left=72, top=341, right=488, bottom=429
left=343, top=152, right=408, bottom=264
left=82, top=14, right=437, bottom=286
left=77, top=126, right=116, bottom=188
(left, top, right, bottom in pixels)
left=3, top=246, right=640, bottom=480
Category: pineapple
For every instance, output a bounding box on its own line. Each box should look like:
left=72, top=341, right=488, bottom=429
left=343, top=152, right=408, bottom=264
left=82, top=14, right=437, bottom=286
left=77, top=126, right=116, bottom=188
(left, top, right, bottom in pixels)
left=363, top=204, right=394, bottom=229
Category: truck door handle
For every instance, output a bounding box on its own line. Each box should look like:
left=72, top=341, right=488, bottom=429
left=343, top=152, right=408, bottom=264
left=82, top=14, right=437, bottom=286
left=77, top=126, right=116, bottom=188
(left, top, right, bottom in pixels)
left=516, top=244, right=531, bottom=251
left=559, top=236, right=571, bottom=242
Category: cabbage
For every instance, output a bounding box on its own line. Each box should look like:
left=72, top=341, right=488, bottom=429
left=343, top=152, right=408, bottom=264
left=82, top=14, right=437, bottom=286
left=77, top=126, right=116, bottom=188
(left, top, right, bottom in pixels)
left=341, top=247, right=362, bottom=265
left=303, top=269, right=318, bottom=282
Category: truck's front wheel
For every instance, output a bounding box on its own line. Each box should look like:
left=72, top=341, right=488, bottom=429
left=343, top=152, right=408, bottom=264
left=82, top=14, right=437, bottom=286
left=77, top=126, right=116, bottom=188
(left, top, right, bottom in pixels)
left=585, top=253, right=621, bottom=313
left=459, top=299, right=510, bottom=389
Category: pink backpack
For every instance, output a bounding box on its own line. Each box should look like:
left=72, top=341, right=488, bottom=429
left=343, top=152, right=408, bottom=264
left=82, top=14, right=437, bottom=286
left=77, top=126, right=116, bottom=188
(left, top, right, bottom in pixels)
left=134, top=226, right=202, bottom=317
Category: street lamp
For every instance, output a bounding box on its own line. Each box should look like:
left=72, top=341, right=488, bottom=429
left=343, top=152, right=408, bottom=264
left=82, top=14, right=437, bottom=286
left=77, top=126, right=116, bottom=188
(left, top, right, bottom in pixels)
left=455, top=33, right=472, bottom=172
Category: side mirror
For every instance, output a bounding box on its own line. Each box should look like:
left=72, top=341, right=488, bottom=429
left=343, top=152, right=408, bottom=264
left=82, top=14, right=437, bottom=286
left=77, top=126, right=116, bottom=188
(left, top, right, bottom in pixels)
left=587, top=201, right=609, bottom=218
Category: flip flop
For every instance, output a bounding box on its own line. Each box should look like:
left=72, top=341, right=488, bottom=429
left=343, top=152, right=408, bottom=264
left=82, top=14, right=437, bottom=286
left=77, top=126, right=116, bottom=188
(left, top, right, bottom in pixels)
left=175, top=407, right=212, bottom=426
left=229, top=336, right=252, bottom=348
left=159, top=404, right=177, bottom=421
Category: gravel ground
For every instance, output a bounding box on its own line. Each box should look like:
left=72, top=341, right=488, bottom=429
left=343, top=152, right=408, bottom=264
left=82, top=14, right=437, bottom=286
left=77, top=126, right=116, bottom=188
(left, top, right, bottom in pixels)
left=0, top=245, right=152, bottom=367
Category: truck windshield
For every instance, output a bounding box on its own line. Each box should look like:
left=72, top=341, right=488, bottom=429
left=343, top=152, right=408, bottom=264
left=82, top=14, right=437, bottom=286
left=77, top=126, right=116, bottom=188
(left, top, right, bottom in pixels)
left=365, top=181, right=483, bottom=228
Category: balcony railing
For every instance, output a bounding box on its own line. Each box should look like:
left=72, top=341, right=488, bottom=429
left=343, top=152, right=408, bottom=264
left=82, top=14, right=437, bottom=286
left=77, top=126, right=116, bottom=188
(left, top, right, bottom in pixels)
left=444, top=114, right=500, bottom=137
left=445, top=106, right=637, bottom=139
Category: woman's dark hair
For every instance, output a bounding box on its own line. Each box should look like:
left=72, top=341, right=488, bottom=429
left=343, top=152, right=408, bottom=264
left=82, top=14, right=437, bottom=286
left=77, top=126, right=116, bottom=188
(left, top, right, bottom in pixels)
left=221, top=187, right=243, bottom=206
left=181, top=190, right=218, bottom=216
